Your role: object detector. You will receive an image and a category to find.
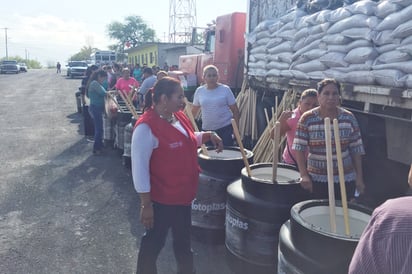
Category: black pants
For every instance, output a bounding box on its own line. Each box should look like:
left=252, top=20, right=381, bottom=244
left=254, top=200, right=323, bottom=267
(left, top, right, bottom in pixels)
left=136, top=202, right=194, bottom=274
left=203, top=124, right=234, bottom=147
left=311, top=180, right=356, bottom=201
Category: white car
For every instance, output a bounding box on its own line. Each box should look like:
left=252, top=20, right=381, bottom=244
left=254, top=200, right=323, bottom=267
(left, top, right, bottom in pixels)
left=18, top=63, right=28, bottom=72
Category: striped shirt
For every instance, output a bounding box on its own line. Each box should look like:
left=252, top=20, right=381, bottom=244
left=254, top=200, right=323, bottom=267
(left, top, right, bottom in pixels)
left=292, top=107, right=365, bottom=183
left=349, top=197, right=412, bottom=274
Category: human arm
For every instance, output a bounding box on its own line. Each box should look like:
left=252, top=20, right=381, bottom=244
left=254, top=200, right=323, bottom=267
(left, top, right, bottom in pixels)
left=191, top=105, right=201, bottom=119
left=229, top=103, right=240, bottom=129
left=196, top=131, right=223, bottom=152
left=295, top=150, right=312, bottom=192
left=351, top=153, right=365, bottom=194
left=272, top=110, right=293, bottom=138
left=131, top=123, right=156, bottom=229
left=408, top=164, right=412, bottom=188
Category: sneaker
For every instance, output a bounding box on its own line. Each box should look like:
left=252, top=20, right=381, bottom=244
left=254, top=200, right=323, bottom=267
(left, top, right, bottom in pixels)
left=86, top=136, right=94, bottom=142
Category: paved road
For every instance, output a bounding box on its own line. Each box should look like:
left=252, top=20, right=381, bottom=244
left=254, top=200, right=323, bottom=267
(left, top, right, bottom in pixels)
left=0, top=69, right=232, bottom=274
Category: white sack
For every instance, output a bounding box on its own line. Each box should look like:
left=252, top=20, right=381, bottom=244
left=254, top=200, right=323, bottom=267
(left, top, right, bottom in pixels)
left=391, top=19, right=412, bottom=39
left=341, top=28, right=372, bottom=40
left=375, top=1, right=402, bottom=19
left=346, top=0, right=377, bottom=16
left=267, top=61, right=290, bottom=70
left=322, top=34, right=353, bottom=45
left=319, top=52, right=349, bottom=67
left=344, top=47, right=378, bottom=64
left=343, top=71, right=375, bottom=85
left=405, top=75, right=412, bottom=88
left=250, top=45, right=266, bottom=54
left=374, top=50, right=411, bottom=65
left=376, top=5, right=412, bottom=31
left=292, top=60, right=328, bottom=72
left=373, top=69, right=406, bottom=87
left=327, top=14, right=369, bottom=34
left=373, top=61, right=412, bottom=74
left=267, top=41, right=293, bottom=54
left=329, top=7, right=352, bottom=22
left=371, top=30, right=401, bottom=46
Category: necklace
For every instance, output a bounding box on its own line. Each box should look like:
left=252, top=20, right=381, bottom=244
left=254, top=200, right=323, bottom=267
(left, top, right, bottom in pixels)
left=160, top=113, right=176, bottom=123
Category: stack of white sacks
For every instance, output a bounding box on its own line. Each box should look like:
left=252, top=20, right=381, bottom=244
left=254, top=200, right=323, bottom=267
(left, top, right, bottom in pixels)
left=248, top=0, right=412, bottom=88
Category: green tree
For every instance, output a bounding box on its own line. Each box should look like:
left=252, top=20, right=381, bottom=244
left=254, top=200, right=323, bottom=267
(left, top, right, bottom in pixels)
left=107, top=15, right=158, bottom=60
left=69, top=45, right=98, bottom=62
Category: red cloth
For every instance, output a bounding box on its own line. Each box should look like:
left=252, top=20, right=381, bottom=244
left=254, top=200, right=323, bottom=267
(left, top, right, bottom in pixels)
left=136, top=109, right=200, bottom=205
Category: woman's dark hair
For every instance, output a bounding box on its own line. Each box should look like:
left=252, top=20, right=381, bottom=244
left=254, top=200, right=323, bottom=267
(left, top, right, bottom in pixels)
left=317, top=78, right=341, bottom=95
left=86, top=69, right=107, bottom=95
left=143, top=77, right=181, bottom=112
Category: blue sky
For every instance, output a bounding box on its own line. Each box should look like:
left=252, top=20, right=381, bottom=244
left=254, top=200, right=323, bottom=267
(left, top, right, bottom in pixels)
left=0, top=0, right=247, bottom=66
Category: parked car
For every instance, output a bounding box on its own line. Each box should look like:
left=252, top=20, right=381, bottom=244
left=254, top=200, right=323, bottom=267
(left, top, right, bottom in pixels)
left=66, top=61, right=88, bottom=78
left=0, top=60, right=20, bottom=74
left=18, top=63, right=28, bottom=72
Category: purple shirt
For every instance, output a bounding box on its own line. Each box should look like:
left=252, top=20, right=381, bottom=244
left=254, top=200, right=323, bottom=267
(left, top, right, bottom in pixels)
left=349, top=197, right=412, bottom=274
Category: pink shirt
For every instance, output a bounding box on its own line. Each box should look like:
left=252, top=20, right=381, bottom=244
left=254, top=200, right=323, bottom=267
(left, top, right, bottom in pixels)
left=282, top=107, right=302, bottom=165
left=115, top=77, right=139, bottom=96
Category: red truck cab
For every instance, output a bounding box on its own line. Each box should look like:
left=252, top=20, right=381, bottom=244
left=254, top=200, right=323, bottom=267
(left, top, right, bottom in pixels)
left=174, top=12, right=246, bottom=100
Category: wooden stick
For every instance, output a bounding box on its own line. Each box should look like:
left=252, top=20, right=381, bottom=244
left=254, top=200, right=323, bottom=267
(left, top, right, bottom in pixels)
left=264, top=108, right=270, bottom=126
left=333, top=119, right=350, bottom=236
left=231, top=119, right=252, bottom=177
left=117, top=91, right=140, bottom=119
left=324, top=117, right=337, bottom=233
left=184, top=98, right=208, bottom=156
left=272, top=121, right=280, bottom=183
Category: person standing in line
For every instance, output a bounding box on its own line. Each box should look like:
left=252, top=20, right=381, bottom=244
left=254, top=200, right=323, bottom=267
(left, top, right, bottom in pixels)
left=86, top=70, right=108, bottom=155
left=138, top=67, right=157, bottom=107
left=115, top=67, right=139, bottom=97
left=349, top=196, right=412, bottom=274
left=271, top=89, right=318, bottom=166
left=56, top=62, right=61, bottom=74
left=191, top=65, right=240, bottom=146
left=292, top=78, right=365, bottom=200
left=131, top=77, right=223, bottom=274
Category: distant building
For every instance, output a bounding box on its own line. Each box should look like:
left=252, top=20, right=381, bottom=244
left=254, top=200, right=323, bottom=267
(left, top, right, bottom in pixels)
left=124, top=42, right=203, bottom=68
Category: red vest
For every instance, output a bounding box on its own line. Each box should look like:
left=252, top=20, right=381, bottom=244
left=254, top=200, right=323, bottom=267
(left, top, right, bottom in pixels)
left=136, top=109, right=200, bottom=205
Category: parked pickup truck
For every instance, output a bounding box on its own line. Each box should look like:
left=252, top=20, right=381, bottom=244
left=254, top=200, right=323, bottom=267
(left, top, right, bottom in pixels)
left=0, top=60, right=20, bottom=74
left=66, top=61, right=88, bottom=78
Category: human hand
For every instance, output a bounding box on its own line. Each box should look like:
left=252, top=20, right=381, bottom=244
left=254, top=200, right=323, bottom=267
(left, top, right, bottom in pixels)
left=300, top=174, right=313, bottom=193
left=279, top=110, right=293, bottom=122
left=355, top=175, right=365, bottom=194
left=210, top=131, right=224, bottom=152
left=140, top=204, right=154, bottom=230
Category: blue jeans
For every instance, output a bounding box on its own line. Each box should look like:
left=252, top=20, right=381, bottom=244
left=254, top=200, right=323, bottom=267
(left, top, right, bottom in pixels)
left=136, top=202, right=194, bottom=274
left=89, top=104, right=104, bottom=151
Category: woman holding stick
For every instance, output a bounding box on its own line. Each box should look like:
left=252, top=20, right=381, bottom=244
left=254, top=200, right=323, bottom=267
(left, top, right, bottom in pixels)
left=292, top=78, right=365, bottom=200
left=271, top=89, right=318, bottom=166
left=131, top=77, right=223, bottom=274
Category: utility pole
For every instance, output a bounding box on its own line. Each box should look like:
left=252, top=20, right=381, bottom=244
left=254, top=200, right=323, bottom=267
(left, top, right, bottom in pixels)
left=3, top=28, right=8, bottom=60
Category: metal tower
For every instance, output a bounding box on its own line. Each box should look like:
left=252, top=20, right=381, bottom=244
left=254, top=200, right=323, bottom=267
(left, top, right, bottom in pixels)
left=169, top=0, right=197, bottom=43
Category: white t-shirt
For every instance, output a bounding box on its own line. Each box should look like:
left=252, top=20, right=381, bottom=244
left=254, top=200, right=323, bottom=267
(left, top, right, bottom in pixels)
left=192, top=84, right=236, bottom=130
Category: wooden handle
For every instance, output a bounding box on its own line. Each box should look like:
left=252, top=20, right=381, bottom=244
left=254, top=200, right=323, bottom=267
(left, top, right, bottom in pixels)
left=333, top=119, right=350, bottom=236
left=231, top=119, right=252, bottom=177
left=272, top=121, right=280, bottom=183
left=324, top=117, right=337, bottom=233
left=184, top=98, right=208, bottom=156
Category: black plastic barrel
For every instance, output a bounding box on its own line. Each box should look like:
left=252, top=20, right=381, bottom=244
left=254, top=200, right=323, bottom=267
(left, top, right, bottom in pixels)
left=191, top=146, right=253, bottom=244
left=225, top=163, right=310, bottom=274
left=278, top=200, right=372, bottom=274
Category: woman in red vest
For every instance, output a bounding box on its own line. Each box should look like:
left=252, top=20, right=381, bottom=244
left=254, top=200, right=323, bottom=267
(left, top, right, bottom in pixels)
left=131, top=77, right=223, bottom=274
